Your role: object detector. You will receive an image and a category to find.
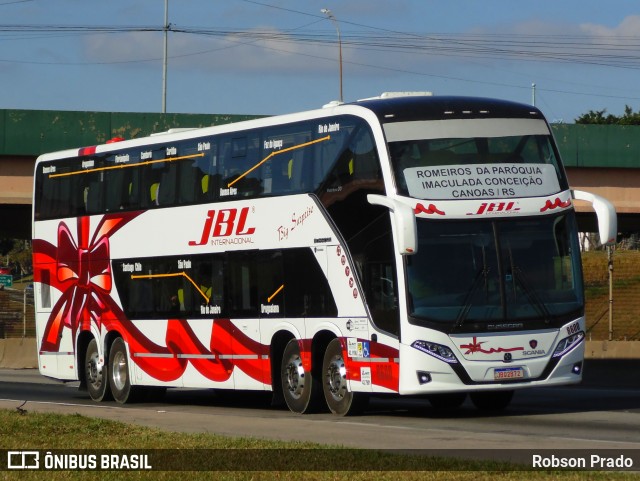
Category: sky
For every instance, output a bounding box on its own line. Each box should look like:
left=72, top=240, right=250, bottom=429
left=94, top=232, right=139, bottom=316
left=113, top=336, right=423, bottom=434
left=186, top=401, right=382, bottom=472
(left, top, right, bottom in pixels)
left=1, top=0, right=639, bottom=123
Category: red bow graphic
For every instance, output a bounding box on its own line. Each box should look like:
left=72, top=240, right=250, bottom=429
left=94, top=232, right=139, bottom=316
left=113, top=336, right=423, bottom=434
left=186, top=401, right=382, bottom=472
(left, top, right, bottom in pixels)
left=34, top=212, right=272, bottom=385
left=36, top=214, right=141, bottom=352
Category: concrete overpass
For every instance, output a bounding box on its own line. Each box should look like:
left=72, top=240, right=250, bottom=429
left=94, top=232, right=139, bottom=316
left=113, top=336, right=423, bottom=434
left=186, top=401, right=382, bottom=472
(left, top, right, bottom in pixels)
left=0, top=109, right=261, bottom=238
left=1, top=109, right=639, bottom=238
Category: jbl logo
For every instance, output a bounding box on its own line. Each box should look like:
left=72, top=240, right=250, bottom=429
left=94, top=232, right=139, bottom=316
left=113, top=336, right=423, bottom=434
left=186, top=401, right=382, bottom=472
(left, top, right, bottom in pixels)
left=467, top=202, right=520, bottom=216
left=189, top=207, right=255, bottom=246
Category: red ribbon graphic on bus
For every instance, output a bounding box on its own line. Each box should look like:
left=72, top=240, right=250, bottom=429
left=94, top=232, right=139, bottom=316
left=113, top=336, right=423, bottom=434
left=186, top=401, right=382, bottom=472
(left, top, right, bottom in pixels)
left=414, top=203, right=445, bottom=215
left=34, top=214, right=140, bottom=352
left=540, top=197, right=571, bottom=212
left=33, top=213, right=270, bottom=384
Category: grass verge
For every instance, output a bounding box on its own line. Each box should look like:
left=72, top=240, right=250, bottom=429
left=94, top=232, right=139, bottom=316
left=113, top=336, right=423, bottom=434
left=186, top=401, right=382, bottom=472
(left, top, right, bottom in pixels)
left=0, top=409, right=637, bottom=480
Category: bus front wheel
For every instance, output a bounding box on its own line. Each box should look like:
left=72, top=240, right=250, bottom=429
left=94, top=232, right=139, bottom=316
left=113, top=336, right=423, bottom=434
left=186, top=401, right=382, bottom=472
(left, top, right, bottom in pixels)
left=322, top=338, right=367, bottom=416
left=109, top=337, right=139, bottom=404
left=85, top=338, right=111, bottom=402
left=281, top=339, right=318, bottom=414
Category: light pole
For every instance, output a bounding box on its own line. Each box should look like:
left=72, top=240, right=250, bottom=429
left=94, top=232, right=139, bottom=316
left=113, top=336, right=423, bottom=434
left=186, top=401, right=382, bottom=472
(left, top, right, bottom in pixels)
left=162, top=0, right=169, bottom=113
left=321, top=8, right=343, bottom=103
left=531, top=82, right=536, bottom=107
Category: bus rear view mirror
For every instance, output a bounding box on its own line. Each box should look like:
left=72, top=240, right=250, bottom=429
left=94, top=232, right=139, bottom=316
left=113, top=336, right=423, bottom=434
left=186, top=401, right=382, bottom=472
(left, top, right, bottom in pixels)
left=367, top=194, right=418, bottom=255
left=571, top=189, right=617, bottom=245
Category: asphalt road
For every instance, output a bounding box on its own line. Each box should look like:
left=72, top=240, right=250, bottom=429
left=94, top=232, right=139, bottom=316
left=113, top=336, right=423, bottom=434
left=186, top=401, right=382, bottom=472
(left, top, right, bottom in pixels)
left=0, top=360, right=639, bottom=453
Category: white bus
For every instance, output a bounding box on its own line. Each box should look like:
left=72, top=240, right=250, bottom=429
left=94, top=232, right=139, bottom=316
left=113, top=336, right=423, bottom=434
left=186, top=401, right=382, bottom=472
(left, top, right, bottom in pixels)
left=32, top=94, right=616, bottom=415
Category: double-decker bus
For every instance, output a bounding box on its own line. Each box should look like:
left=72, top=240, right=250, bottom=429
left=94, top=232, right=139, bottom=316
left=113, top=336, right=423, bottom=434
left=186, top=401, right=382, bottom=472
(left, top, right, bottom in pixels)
left=32, top=94, right=616, bottom=415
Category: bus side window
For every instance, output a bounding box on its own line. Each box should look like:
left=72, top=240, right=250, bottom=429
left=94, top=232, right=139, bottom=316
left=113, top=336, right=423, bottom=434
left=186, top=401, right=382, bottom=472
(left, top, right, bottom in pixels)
left=289, top=147, right=307, bottom=192
left=114, top=262, right=152, bottom=318
left=221, top=134, right=263, bottom=198
left=38, top=170, right=70, bottom=219
left=85, top=173, right=104, bottom=214
left=351, top=214, right=399, bottom=337
left=351, top=128, right=381, bottom=179
left=333, top=125, right=381, bottom=186
left=43, top=169, right=69, bottom=218
left=157, top=146, right=179, bottom=206
left=319, top=122, right=385, bottom=243
left=256, top=251, right=284, bottom=318
left=262, top=125, right=313, bottom=195
left=158, top=163, right=177, bottom=206
left=365, top=262, right=399, bottom=336
left=44, top=161, right=83, bottom=217
left=140, top=148, right=167, bottom=208
left=107, top=167, right=134, bottom=211
left=178, top=140, right=216, bottom=204
left=283, top=248, right=337, bottom=318
left=227, top=252, right=258, bottom=318
left=179, top=256, right=225, bottom=318
left=70, top=169, right=88, bottom=217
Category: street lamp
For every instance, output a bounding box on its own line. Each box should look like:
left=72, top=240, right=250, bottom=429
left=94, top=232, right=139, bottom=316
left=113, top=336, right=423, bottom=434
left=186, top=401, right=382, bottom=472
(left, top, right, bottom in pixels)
left=321, top=8, right=343, bottom=103
left=162, top=0, right=169, bottom=113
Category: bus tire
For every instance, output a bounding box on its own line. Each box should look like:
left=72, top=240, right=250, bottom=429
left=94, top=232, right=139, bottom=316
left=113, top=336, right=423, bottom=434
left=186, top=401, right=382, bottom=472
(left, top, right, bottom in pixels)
left=470, top=390, right=514, bottom=411
left=85, top=338, right=111, bottom=402
left=280, top=339, right=319, bottom=414
left=108, top=337, right=138, bottom=404
left=322, top=338, right=367, bottom=416
left=428, top=392, right=467, bottom=410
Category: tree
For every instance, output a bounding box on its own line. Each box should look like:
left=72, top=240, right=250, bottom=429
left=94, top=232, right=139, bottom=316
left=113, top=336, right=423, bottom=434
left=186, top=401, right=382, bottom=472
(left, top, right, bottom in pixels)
left=575, top=105, right=640, bottom=125
left=0, top=239, right=32, bottom=276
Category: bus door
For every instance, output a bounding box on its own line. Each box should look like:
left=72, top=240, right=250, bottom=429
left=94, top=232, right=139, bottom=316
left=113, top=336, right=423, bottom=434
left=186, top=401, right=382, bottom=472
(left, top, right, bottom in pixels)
left=324, top=244, right=374, bottom=393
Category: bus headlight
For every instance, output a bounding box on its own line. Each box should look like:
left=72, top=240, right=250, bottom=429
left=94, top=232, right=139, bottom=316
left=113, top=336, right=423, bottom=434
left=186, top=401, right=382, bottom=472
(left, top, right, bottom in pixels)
left=411, top=340, right=459, bottom=364
left=552, top=331, right=585, bottom=358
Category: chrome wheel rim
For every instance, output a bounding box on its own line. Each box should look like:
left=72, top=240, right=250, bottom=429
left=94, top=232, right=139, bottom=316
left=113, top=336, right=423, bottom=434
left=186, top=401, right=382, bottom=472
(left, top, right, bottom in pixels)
left=284, top=354, right=305, bottom=399
left=111, top=350, right=127, bottom=392
left=86, top=351, right=103, bottom=389
left=325, top=354, right=347, bottom=401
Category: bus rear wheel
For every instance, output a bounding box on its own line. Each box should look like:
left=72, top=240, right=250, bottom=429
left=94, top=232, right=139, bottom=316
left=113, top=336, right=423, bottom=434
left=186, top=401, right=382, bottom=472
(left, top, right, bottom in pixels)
left=322, top=338, right=367, bottom=416
left=280, top=339, right=319, bottom=414
left=85, top=338, right=111, bottom=402
left=109, top=337, right=139, bottom=404
left=470, top=390, right=514, bottom=411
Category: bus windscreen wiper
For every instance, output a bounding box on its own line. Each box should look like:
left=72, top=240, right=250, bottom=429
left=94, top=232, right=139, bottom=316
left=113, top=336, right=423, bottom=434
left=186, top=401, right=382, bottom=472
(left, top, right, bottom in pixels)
left=511, top=266, right=552, bottom=324
left=453, top=266, right=490, bottom=330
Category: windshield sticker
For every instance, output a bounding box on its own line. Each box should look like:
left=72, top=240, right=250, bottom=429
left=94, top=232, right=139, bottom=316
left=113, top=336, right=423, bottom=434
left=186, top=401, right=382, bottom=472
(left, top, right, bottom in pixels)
left=404, top=163, right=560, bottom=200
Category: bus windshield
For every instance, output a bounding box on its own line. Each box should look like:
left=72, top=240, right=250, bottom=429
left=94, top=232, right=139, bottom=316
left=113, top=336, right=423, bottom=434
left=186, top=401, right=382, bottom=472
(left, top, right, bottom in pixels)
left=405, top=213, right=583, bottom=330
left=385, top=118, right=569, bottom=199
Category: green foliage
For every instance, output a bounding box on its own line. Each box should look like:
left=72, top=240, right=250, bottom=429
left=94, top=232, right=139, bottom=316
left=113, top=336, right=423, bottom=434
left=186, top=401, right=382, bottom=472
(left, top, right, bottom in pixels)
left=0, top=238, right=32, bottom=275
left=575, top=105, right=640, bottom=125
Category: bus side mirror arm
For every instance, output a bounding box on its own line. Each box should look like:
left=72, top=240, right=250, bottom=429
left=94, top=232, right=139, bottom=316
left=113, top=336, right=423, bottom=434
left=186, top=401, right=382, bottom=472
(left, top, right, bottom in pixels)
left=571, top=189, right=617, bottom=245
left=367, top=194, right=418, bottom=255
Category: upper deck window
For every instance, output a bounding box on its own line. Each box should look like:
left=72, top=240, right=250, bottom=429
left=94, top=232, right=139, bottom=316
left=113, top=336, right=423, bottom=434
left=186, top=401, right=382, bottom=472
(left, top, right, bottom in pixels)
left=34, top=115, right=384, bottom=221
left=385, top=118, right=569, bottom=200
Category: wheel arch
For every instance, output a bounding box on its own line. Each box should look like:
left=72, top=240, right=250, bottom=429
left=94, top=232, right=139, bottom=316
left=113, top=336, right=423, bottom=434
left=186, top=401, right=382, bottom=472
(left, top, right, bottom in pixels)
left=311, top=329, right=337, bottom=382
left=76, top=330, right=94, bottom=390
left=269, top=329, right=296, bottom=403
left=104, top=330, right=123, bottom=356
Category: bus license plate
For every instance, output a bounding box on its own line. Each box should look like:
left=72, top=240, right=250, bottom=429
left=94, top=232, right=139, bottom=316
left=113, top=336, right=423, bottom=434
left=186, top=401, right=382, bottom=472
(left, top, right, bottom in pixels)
left=494, top=367, right=524, bottom=380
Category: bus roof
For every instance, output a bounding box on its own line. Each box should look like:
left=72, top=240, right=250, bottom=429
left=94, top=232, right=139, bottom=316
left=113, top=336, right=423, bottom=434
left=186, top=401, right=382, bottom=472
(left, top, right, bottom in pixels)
left=353, top=95, right=544, bottom=123
left=36, top=95, right=546, bottom=162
